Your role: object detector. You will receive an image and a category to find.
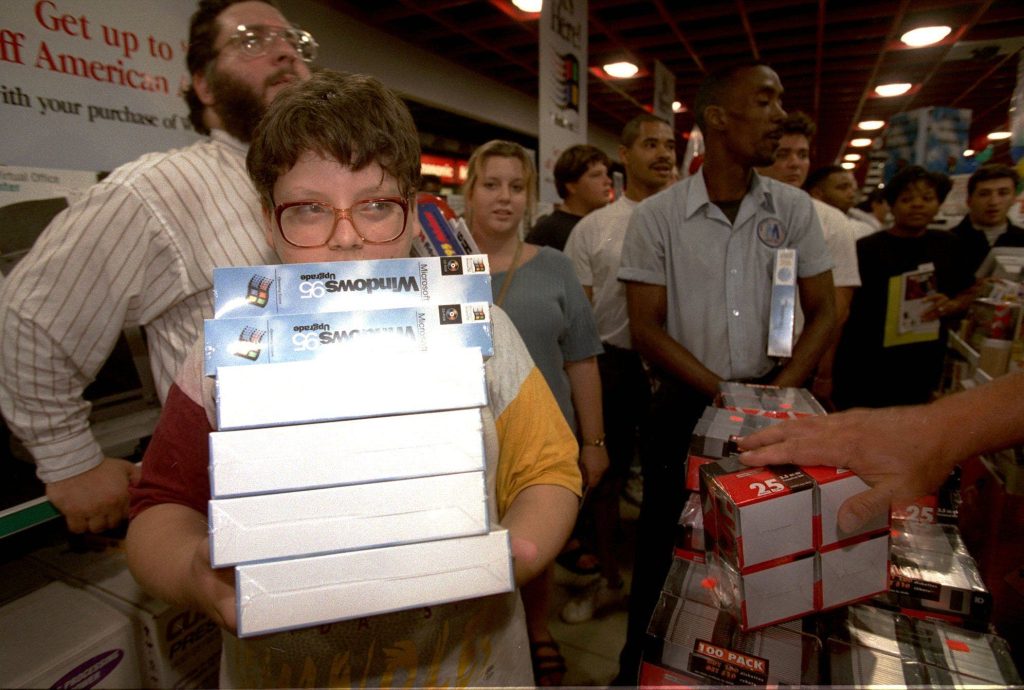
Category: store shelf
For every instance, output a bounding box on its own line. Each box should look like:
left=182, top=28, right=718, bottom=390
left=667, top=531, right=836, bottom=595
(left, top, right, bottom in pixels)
left=948, top=332, right=994, bottom=386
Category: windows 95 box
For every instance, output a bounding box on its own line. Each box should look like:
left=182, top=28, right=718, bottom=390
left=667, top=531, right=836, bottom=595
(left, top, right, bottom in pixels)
left=235, top=528, right=514, bottom=637
left=204, top=303, right=493, bottom=375
left=213, top=255, right=491, bottom=319
left=209, top=407, right=485, bottom=498
left=214, top=347, right=487, bottom=430
left=209, top=470, right=488, bottom=567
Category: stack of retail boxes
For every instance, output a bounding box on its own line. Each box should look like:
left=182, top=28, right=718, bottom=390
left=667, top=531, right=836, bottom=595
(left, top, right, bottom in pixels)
left=642, top=381, right=1023, bottom=687
left=206, top=255, right=514, bottom=637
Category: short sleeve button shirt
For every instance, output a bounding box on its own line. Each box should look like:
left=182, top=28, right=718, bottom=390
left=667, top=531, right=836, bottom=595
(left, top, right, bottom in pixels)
left=618, top=170, right=833, bottom=380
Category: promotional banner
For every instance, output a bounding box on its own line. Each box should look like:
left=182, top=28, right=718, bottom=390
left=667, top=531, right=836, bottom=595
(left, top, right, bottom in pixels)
left=653, top=59, right=675, bottom=125
left=0, top=1, right=197, bottom=172
left=538, top=0, right=587, bottom=206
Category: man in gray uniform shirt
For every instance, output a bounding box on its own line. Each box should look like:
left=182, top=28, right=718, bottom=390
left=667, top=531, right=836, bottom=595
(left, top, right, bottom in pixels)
left=0, top=0, right=313, bottom=533
left=614, top=62, right=836, bottom=683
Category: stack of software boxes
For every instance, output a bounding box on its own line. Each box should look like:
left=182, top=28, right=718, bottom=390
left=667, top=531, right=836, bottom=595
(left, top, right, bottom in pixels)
left=206, top=255, right=514, bottom=637
left=644, top=382, right=1022, bottom=686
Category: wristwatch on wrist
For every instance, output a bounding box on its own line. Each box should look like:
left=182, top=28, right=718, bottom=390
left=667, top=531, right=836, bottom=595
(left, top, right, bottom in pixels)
left=583, top=434, right=606, bottom=448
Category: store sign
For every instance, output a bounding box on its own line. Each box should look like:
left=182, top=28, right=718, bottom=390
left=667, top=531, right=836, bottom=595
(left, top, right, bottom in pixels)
left=538, top=0, right=587, bottom=205
left=420, top=154, right=468, bottom=186
left=653, top=59, right=675, bottom=125
left=0, top=0, right=197, bottom=172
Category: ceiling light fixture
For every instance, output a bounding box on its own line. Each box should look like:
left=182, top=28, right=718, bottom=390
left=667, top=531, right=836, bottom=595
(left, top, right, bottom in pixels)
left=858, top=120, right=885, bottom=130
left=843, top=153, right=862, bottom=161
left=875, top=82, right=912, bottom=97
left=510, top=0, right=542, bottom=12
left=603, top=61, right=639, bottom=78
left=963, top=149, right=975, bottom=157
left=841, top=162, right=856, bottom=170
left=988, top=131, right=1011, bottom=141
left=672, top=101, right=684, bottom=112
left=850, top=138, right=873, bottom=148
left=900, top=26, right=952, bottom=47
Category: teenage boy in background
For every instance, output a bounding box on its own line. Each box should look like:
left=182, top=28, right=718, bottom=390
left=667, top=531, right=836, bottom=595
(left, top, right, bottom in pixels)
left=0, top=0, right=313, bottom=533
left=950, top=164, right=1024, bottom=275
left=527, top=144, right=612, bottom=251
left=126, top=70, right=582, bottom=688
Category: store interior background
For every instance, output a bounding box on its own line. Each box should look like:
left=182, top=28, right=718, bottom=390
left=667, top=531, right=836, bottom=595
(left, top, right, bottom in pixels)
left=2, top=0, right=1024, bottom=684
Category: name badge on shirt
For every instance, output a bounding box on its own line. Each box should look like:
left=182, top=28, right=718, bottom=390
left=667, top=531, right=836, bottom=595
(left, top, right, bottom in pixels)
left=768, top=249, right=797, bottom=357
left=757, top=217, right=787, bottom=248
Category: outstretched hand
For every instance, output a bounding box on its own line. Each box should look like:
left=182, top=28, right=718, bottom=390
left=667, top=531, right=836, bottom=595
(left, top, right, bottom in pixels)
left=737, top=405, right=956, bottom=532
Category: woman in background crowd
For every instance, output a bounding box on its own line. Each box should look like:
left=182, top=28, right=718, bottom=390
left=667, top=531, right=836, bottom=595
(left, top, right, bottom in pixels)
left=464, top=140, right=606, bottom=686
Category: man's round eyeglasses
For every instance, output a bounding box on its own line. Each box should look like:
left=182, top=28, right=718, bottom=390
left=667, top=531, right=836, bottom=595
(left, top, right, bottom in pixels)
left=220, top=24, right=318, bottom=63
left=274, top=198, right=410, bottom=247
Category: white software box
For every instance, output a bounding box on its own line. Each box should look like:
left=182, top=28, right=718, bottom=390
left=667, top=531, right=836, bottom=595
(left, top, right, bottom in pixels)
left=209, top=407, right=485, bottom=497
left=215, top=347, right=487, bottom=430
left=236, top=528, right=514, bottom=637
left=28, top=545, right=221, bottom=689
left=210, top=471, right=489, bottom=566
left=0, top=581, right=141, bottom=689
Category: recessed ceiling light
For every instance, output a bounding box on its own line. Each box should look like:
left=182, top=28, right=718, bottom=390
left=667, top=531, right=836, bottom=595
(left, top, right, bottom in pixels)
left=844, top=153, right=862, bottom=161
left=672, top=101, right=684, bottom=112
left=963, top=149, right=975, bottom=157
left=841, top=162, right=857, bottom=170
left=850, top=138, right=873, bottom=148
left=511, top=0, right=542, bottom=12
left=858, top=120, right=885, bottom=130
left=603, top=61, right=639, bottom=78
left=988, top=131, right=1011, bottom=141
left=901, top=26, right=952, bottom=47
left=875, top=83, right=913, bottom=97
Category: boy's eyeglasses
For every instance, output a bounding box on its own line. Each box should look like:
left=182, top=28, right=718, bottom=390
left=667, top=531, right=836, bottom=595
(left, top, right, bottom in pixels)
left=274, top=198, right=410, bottom=247
left=220, top=25, right=318, bottom=63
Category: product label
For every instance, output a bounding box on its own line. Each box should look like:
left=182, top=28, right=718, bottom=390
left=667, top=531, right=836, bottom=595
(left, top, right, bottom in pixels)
left=688, top=639, right=769, bottom=685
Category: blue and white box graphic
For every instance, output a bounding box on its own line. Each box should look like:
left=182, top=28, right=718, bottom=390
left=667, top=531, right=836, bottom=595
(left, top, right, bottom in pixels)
left=213, top=255, right=491, bottom=318
left=204, top=303, right=492, bottom=375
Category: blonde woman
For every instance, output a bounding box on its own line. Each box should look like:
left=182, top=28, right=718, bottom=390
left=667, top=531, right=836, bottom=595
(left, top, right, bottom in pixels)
left=464, top=140, right=607, bottom=685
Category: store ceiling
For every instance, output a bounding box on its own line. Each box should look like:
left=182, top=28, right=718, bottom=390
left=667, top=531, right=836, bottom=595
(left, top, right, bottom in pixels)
left=322, top=0, right=1024, bottom=170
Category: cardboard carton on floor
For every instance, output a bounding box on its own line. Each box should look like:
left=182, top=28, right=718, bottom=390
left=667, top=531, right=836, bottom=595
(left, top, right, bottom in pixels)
left=0, top=580, right=142, bottom=689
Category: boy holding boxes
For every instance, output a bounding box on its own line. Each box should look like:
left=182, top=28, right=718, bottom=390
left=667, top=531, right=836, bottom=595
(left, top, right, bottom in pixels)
left=125, top=71, right=581, bottom=688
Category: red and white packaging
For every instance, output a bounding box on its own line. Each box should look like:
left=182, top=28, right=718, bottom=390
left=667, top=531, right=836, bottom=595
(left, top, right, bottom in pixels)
left=801, top=465, right=889, bottom=546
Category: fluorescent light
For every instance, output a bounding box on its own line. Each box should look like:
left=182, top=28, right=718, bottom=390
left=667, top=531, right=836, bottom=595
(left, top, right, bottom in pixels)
left=511, top=0, right=542, bottom=11
left=603, top=61, right=639, bottom=78
left=850, top=138, right=873, bottom=148
left=841, top=162, right=856, bottom=170
left=858, top=120, right=885, bottom=130
left=988, top=131, right=1011, bottom=141
left=844, top=153, right=862, bottom=161
left=875, top=82, right=912, bottom=97
left=901, top=26, right=952, bottom=47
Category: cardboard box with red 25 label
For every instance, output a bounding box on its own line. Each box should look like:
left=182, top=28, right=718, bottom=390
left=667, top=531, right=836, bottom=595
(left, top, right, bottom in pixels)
left=700, top=457, right=890, bottom=630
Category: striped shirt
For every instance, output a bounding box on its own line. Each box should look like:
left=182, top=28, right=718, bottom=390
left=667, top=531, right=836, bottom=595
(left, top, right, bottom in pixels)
left=0, top=130, right=277, bottom=483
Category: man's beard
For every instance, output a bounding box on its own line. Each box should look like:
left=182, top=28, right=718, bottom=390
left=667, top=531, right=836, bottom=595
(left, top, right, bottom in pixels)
left=206, top=68, right=267, bottom=143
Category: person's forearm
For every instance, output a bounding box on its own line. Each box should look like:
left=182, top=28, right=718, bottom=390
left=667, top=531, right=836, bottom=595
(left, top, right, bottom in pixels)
left=565, top=357, right=603, bottom=442
left=502, top=484, right=578, bottom=585
left=633, top=321, right=720, bottom=397
left=126, top=504, right=210, bottom=609
left=814, top=286, right=853, bottom=381
left=929, top=370, right=1024, bottom=464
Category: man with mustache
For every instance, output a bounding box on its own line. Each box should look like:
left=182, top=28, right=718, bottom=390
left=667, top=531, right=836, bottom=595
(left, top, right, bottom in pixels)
left=0, top=0, right=313, bottom=534
left=613, top=63, right=836, bottom=684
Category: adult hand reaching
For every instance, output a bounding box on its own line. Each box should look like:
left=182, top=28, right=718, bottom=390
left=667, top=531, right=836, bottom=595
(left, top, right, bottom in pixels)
left=45, top=457, right=140, bottom=533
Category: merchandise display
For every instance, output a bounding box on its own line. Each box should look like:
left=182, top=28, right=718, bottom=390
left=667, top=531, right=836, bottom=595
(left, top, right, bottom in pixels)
left=412, top=192, right=480, bottom=258
left=828, top=604, right=1021, bottom=686
left=715, top=382, right=827, bottom=418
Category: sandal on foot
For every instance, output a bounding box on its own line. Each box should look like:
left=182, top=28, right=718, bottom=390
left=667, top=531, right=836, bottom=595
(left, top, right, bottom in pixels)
left=530, top=640, right=567, bottom=687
